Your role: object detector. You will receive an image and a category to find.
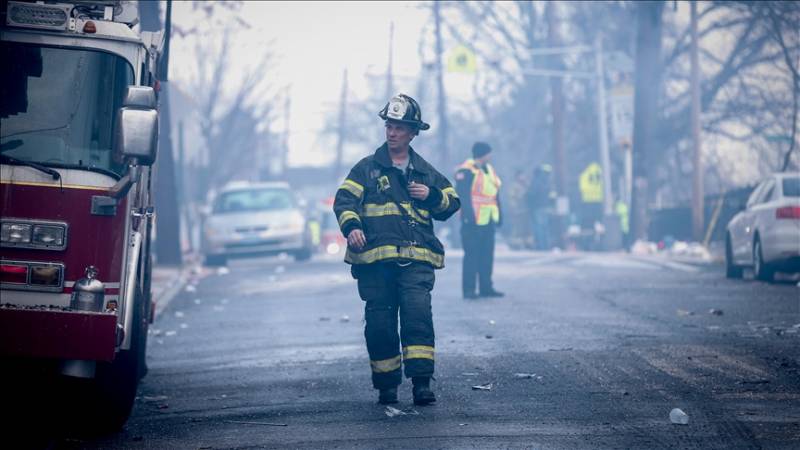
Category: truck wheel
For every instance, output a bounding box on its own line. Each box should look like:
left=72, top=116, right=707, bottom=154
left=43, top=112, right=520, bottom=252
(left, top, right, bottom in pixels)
left=725, top=235, right=743, bottom=279
left=85, top=287, right=146, bottom=433
left=753, top=237, right=774, bottom=282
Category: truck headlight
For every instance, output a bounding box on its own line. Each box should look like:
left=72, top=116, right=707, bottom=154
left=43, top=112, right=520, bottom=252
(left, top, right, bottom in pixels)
left=1, top=223, right=32, bottom=244
left=32, top=225, right=65, bottom=246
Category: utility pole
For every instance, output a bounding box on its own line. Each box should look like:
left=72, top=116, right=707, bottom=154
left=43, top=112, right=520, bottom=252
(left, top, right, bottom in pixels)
left=594, top=37, right=621, bottom=250
left=690, top=1, right=704, bottom=242
left=154, top=0, right=182, bottom=265
left=333, top=69, right=348, bottom=180
left=433, top=1, right=449, bottom=169
left=280, top=91, right=291, bottom=177
left=386, top=21, right=394, bottom=100
left=546, top=2, right=566, bottom=198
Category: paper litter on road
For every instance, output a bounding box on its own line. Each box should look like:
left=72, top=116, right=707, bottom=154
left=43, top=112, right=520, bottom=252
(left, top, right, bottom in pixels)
left=489, top=320, right=496, bottom=325
left=384, top=406, right=419, bottom=417
left=174, top=311, right=184, bottom=318
left=216, top=267, right=230, bottom=275
left=461, top=372, right=479, bottom=376
left=340, top=315, right=350, bottom=323
left=193, top=299, right=202, bottom=305
left=141, top=395, right=168, bottom=402
left=513, top=373, right=537, bottom=379
left=179, top=323, right=188, bottom=329
left=185, top=285, right=197, bottom=293
left=472, top=383, right=493, bottom=390
left=164, top=330, right=177, bottom=337
left=677, top=309, right=694, bottom=317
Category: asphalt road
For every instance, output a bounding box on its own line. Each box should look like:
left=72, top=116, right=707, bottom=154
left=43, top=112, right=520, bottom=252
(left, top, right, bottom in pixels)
left=58, top=250, right=800, bottom=448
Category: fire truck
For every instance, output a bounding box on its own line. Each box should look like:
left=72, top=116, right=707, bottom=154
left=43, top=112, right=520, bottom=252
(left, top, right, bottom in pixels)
left=1, top=0, right=163, bottom=430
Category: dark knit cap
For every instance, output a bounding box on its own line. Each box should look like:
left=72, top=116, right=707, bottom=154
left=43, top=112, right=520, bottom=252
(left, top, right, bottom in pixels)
left=472, top=141, right=492, bottom=158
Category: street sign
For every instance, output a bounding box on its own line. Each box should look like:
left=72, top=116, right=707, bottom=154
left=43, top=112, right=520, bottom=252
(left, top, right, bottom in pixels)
left=580, top=163, right=604, bottom=203
left=447, top=45, right=477, bottom=74
left=609, top=84, right=633, bottom=144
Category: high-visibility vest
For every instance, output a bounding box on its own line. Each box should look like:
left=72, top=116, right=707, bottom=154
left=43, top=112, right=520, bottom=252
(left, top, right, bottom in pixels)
left=459, top=159, right=501, bottom=225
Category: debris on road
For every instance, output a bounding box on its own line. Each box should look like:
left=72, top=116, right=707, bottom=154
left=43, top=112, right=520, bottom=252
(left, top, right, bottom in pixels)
left=472, top=383, right=493, bottom=391
left=677, top=309, right=695, bottom=317
left=165, top=330, right=177, bottom=337
left=513, top=373, right=542, bottom=380
left=185, top=284, right=197, bottom=293
left=669, top=408, right=689, bottom=425
left=485, top=334, right=493, bottom=339
left=319, top=316, right=331, bottom=321
left=193, top=299, right=202, bottom=305
left=216, top=267, right=230, bottom=275
left=548, top=347, right=573, bottom=352
left=489, top=320, right=496, bottom=325
left=141, top=395, right=168, bottom=402
left=384, top=406, right=419, bottom=417
left=461, top=372, right=478, bottom=376
left=340, top=315, right=350, bottom=323
left=223, top=420, right=287, bottom=427
left=708, top=308, right=724, bottom=316
left=179, top=323, right=188, bottom=329
left=212, top=306, right=225, bottom=312
left=174, top=311, right=185, bottom=318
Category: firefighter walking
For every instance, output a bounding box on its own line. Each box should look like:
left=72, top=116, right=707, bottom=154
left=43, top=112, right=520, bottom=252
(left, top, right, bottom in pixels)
left=333, top=94, right=460, bottom=405
left=455, top=142, right=504, bottom=299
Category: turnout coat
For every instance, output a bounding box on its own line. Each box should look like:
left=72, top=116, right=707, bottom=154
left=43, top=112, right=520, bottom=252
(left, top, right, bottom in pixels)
left=333, top=144, right=460, bottom=269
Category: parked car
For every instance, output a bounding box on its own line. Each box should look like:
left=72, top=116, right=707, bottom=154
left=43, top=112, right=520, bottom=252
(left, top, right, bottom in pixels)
left=725, top=172, right=800, bottom=281
left=202, top=182, right=313, bottom=266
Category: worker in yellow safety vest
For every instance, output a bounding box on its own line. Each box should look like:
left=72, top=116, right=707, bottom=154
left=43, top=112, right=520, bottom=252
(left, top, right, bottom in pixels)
left=455, top=142, right=504, bottom=299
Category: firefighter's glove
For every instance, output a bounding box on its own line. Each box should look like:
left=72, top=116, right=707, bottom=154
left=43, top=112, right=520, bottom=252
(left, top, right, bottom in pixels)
left=347, top=229, right=367, bottom=250
left=407, top=181, right=429, bottom=201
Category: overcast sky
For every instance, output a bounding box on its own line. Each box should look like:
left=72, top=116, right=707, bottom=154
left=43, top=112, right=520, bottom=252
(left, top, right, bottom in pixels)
left=171, top=1, right=435, bottom=167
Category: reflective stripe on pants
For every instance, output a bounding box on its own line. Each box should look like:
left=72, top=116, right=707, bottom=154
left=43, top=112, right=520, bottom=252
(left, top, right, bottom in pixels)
left=354, top=262, right=436, bottom=389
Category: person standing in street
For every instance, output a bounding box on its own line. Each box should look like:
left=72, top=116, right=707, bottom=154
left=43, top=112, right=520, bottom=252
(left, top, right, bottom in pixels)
left=527, top=164, right=556, bottom=250
left=455, top=142, right=504, bottom=299
left=333, top=93, right=460, bottom=406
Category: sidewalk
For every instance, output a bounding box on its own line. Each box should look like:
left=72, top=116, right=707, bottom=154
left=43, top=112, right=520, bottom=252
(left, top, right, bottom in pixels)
left=150, top=265, right=186, bottom=319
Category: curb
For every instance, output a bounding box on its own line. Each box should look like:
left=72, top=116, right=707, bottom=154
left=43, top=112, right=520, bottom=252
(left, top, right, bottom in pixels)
left=152, top=268, right=189, bottom=321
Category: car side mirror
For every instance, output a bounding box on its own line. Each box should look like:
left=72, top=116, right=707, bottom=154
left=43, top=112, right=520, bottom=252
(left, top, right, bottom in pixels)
left=114, top=86, right=158, bottom=166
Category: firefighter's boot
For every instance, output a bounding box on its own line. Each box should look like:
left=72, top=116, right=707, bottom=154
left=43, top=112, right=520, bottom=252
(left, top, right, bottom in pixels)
left=378, top=387, right=398, bottom=405
left=412, top=377, right=436, bottom=405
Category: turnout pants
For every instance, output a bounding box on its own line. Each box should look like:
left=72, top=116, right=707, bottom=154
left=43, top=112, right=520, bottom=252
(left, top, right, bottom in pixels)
left=353, top=262, right=436, bottom=390
left=461, top=222, right=496, bottom=295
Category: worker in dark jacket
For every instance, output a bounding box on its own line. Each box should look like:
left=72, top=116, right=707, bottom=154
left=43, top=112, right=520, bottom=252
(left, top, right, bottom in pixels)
left=333, top=93, right=460, bottom=406
left=455, top=142, right=504, bottom=299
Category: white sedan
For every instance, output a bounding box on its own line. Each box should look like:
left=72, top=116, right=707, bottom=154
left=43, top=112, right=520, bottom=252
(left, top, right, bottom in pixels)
left=725, top=172, right=800, bottom=281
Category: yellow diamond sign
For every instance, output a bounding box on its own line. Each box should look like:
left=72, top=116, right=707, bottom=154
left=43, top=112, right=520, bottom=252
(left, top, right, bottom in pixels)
left=579, top=163, right=603, bottom=203
left=447, top=45, right=477, bottom=74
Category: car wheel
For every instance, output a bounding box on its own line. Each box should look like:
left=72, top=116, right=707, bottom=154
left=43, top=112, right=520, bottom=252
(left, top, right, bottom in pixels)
left=725, top=235, right=743, bottom=279
left=204, top=254, right=227, bottom=267
left=753, top=237, right=774, bottom=282
left=293, top=248, right=312, bottom=262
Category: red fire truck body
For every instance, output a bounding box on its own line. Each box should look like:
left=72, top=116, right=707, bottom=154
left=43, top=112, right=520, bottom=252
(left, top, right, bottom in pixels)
left=1, top=0, right=163, bottom=429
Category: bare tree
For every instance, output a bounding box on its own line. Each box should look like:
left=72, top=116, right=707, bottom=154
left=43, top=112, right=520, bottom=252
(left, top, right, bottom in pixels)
left=173, top=1, right=284, bottom=194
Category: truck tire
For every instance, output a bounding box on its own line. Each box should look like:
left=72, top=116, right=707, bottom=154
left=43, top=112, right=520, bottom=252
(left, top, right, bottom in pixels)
left=86, top=287, right=146, bottom=433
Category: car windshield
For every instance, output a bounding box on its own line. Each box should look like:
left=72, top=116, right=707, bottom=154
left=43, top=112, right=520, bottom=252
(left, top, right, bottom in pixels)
left=0, top=41, right=134, bottom=177
left=783, top=177, right=800, bottom=197
left=213, top=188, right=294, bottom=213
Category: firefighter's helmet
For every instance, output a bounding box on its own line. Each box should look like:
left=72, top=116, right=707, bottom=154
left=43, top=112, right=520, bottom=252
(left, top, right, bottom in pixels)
left=378, top=94, right=430, bottom=131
